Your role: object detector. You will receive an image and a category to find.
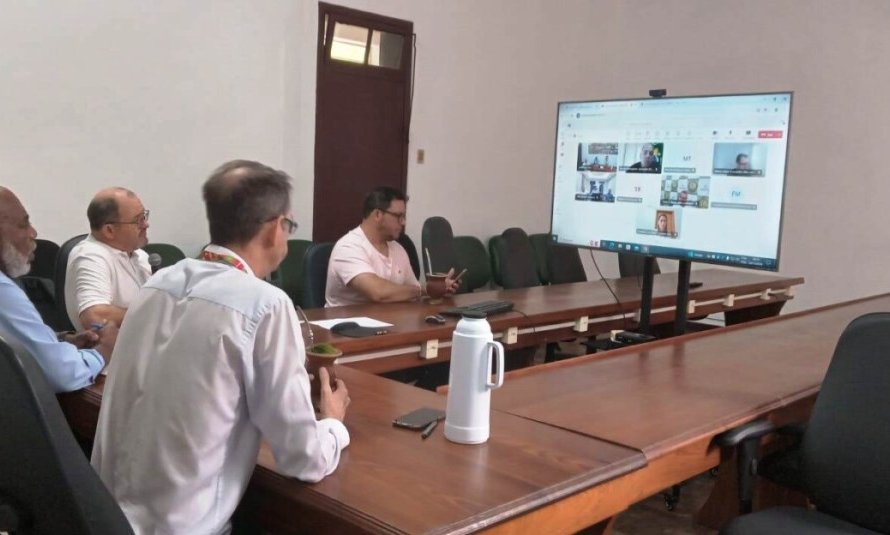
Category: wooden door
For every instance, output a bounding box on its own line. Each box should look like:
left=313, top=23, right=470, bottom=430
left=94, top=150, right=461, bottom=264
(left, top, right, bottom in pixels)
left=313, top=3, right=413, bottom=242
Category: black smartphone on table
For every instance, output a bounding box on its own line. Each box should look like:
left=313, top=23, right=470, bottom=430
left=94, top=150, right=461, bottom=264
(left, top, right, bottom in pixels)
left=392, top=407, right=445, bottom=430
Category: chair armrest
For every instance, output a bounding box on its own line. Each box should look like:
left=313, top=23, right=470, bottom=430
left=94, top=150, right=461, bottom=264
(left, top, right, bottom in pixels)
left=715, top=419, right=781, bottom=514
left=716, top=419, right=777, bottom=447
left=716, top=419, right=810, bottom=514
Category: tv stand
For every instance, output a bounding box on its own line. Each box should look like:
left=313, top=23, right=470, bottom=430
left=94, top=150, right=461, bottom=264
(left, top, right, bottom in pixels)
left=636, top=257, right=692, bottom=336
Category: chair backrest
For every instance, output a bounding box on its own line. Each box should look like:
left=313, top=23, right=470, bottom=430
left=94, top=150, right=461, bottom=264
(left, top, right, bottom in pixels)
left=54, top=234, right=87, bottom=332
left=528, top=233, right=552, bottom=284
left=274, top=239, right=312, bottom=305
left=528, top=233, right=586, bottom=285
left=16, top=240, right=60, bottom=328
left=618, top=253, right=661, bottom=278
left=0, top=338, right=133, bottom=534
left=487, top=235, right=504, bottom=287
left=421, top=217, right=460, bottom=277
left=453, top=235, right=491, bottom=292
left=142, top=242, right=186, bottom=269
left=547, top=243, right=587, bottom=285
left=396, top=232, right=421, bottom=279
left=490, top=228, right=541, bottom=290
left=800, top=312, right=890, bottom=533
left=301, top=242, right=334, bottom=308
left=30, top=239, right=60, bottom=281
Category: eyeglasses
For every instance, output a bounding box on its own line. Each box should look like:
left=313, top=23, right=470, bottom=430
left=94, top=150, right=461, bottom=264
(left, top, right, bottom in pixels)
left=381, top=209, right=407, bottom=223
left=282, top=216, right=299, bottom=235
left=264, top=215, right=299, bottom=235
left=108, top=209, right=150, bottom=226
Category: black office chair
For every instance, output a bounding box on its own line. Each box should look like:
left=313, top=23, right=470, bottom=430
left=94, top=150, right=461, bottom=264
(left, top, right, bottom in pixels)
left=301, top=242, right=334, bottom=308
left=30, top=238, right=60, bottom=282
left=453, top=235, right=491, bottom=292
left=0, top=337, right=133, bottom=534
left=719, top=312, right=890, bottom=534
left=528, top=233, right=553, bottom=284
left=17, top=239, right=61, bottom=327
left=421, top=216, right=460, bottom=277
left=142, top=242, right=186, bottom=270
left=396, top=232, right=422, bottom=280
left=272, top=239, right=312, bottom=305
left=489, top=228, right=541, bottom=290
left=529, top=234, right=586, bottom=285
left=487, top=229, right=542, bottom=368
left=54, top=234, right=87, bottom=332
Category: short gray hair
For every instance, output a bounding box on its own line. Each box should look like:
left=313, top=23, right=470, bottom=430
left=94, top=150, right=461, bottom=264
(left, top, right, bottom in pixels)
left=202, top=160, right=292, bottom=245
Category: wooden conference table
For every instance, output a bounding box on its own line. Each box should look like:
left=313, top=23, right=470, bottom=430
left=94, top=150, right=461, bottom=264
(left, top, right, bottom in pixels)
left=489, top=293, right=890, bottom=530
left=305, top=269, right=802, bottom=374
left=57, top=269, right=837, bottom=534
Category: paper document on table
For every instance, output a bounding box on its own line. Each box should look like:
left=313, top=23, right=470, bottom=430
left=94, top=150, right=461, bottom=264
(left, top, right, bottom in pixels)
left=310, top=317, right=393, bottom=330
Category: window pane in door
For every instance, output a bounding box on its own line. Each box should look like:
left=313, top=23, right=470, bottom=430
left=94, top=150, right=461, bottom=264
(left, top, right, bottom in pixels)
left=369, top=31, right=404, bottom=69
left=330, top=22, right=368, bottom=64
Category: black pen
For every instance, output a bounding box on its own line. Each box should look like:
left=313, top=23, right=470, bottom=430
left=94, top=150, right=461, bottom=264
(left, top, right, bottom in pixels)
left=421, top=419, right=438, bottom=439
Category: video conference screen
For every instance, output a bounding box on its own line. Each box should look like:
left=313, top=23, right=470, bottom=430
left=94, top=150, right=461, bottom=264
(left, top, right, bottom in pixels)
left=550, top=92, right=792, bottom=270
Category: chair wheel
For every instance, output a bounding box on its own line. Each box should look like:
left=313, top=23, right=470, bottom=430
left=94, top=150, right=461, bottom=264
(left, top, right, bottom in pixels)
left=662, top=485, right=681, bottom=511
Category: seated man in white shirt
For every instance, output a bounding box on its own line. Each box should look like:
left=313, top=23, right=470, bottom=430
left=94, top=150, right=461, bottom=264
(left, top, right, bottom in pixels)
left=65, top=187, right=151, bottom=329
left=92, top=160, right=351, bottom=534
left=326, top=186, right=458, bottom=306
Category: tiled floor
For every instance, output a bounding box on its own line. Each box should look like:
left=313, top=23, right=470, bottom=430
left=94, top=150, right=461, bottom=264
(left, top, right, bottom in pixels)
left=613, top=474, right=719, bottom=535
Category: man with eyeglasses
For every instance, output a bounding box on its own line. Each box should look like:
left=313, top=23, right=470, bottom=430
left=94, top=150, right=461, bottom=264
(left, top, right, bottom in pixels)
left=65, top=187, right=152, bottom=330
left=326, top=186, right=458, bottom=306
left=92, top=160, right=349, bottom=534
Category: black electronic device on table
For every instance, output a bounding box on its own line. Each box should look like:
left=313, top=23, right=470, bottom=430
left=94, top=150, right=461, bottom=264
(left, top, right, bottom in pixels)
left=440, top=300, right=514, bottom=318
left=392, top=407, right=445, bottom=430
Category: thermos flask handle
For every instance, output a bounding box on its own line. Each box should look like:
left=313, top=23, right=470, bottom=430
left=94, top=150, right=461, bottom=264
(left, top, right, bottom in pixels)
left=485, top=341, right=505, bottom=389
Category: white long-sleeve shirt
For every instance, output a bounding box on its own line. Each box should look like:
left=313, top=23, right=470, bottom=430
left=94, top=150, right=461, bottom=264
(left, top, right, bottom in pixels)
left=91, top=245, right=349, bottom=534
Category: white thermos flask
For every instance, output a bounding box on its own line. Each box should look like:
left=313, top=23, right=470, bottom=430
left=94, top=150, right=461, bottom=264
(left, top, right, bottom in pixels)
left=444, top=312, right=505, bottom=444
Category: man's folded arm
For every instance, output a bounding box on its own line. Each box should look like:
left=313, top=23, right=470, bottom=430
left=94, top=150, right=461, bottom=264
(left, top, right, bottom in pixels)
left=347, top=272, right=421, bottom=303
left=69, top=253, right=117, bottom=328
left=0, top=282, right=104, bottom=392
left=79, top=304, right=126, bottom=329
left=244, top=299, right=349, bottom=482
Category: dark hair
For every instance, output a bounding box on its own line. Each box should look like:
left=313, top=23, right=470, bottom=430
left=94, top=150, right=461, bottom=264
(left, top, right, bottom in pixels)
left=202, top=160, right=292, bottom=245
left=87, top=197, right=119, bottom=231
left=736, top=153, right=749, bottom=163
left=362, top=187, right=408, bottom=219
left=87, top=187, right=139, bottom=230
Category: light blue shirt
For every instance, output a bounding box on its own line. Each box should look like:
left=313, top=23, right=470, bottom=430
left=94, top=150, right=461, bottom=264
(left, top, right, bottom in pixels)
left=0, top=271, right=105, bottom=392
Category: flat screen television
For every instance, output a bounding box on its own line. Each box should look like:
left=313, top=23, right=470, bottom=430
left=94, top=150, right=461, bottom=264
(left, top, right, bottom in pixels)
left=549, top=92, right=792, bottom=270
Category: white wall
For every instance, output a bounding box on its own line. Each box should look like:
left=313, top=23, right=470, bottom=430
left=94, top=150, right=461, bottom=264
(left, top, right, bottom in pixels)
left=0, top=1, right=293, bottom=252
left=3, top=1, right=890, bottom=312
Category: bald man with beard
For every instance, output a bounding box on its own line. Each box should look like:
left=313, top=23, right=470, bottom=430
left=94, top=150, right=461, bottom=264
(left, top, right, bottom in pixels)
left=0, top=187, right=117, bottom=392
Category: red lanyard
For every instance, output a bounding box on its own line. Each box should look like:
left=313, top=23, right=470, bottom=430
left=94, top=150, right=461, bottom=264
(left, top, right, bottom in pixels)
left=201, top=250, right=248, bottom=273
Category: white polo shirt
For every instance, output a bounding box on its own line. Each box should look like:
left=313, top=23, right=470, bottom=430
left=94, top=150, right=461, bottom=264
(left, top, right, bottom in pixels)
left=65, top=234, right=151, bottom=329
left=325, top=226, right=419, bottom=307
